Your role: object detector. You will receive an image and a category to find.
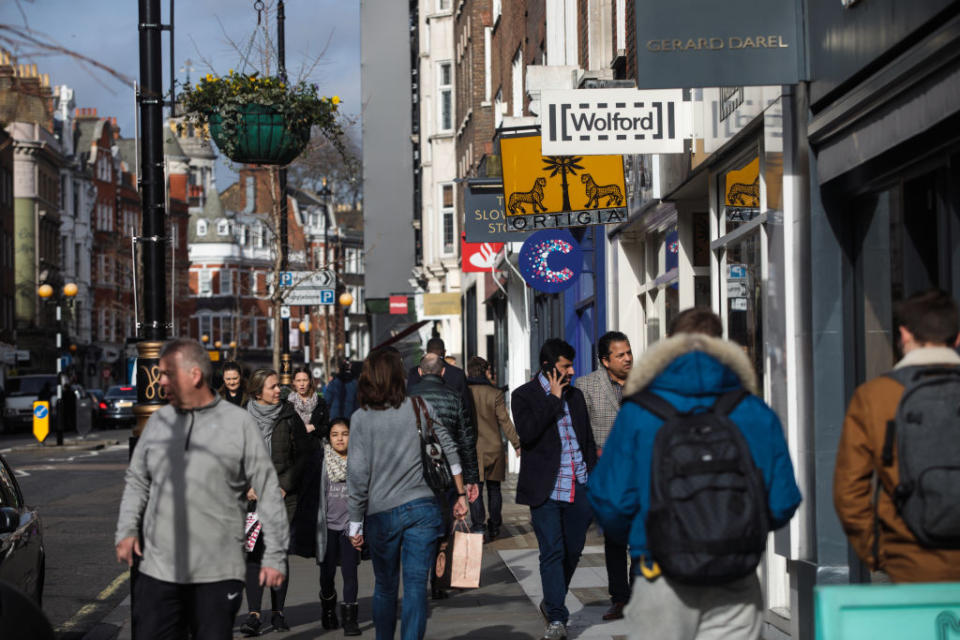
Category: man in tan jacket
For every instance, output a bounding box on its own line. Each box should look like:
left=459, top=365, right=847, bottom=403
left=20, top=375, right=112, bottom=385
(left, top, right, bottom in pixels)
left=834, top=289, right=960, bottom=582
left=466, top=356, right=520, bottom=540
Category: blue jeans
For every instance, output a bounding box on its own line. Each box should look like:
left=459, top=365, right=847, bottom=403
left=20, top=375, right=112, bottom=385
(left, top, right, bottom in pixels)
left=366, top=497, right=444, bottom=640
left=529, top=483, right=593, bottom=624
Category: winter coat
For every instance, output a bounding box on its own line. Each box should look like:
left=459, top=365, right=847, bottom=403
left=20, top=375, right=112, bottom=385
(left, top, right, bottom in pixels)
left=268, top=401, right=316, bottom=522
left=326, top=375, right=358, bottom=422
left=218, top=386, right=248, bottom=408
left=408, top=374, right=479, bottom=484
left=467, top=377, right=520, bottom=483
left=587, top=333, right=802, bottom=561
left=834, top=346, right=960, bottom=582
left=511, top=374, right=598, bottom=507
left=408, top=362, right=476, bottom=432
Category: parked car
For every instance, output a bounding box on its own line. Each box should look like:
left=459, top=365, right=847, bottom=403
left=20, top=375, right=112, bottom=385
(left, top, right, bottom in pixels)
left=101, top=386, right=137, bottom=428
left=0, top=453, right=44, bottom=605
left=1, top=375, right=58, bottom=434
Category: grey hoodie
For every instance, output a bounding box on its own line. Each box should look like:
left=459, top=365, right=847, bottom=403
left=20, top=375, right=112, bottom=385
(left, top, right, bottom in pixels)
left=115, top=394, right=289, bottom=583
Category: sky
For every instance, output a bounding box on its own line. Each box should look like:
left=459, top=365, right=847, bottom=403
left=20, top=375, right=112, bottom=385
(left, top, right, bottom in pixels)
left=0, top=0, right=360, bottom=189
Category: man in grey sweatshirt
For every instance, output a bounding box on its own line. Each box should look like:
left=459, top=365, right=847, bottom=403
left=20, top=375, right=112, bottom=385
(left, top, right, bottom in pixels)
left=115, top=339, right=289, bottom=640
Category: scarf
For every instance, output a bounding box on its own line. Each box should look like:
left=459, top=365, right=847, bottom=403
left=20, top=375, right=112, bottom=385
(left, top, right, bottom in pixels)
left=290, top=391, right=318, bottom=427
left=324, top=443, right=347, bottom=483
left=247, top=400, right=282, bottom=455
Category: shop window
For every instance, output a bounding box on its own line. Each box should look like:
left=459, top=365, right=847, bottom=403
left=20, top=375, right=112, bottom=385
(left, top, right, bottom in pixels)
left=724, top=233, right=763, bottom=378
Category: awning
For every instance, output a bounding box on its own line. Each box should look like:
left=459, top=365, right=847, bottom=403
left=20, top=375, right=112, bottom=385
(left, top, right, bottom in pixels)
left=370, top=320, right=429, bottom=351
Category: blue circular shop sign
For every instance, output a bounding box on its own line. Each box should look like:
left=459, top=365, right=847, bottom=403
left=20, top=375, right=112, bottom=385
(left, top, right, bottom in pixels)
left=518, top=229, right=583, bottom=294
left=34, top=405, right=48, bottom=419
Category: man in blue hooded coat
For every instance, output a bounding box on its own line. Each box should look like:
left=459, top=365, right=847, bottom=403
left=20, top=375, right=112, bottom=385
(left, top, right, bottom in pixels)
left=588, top=308, right=801, bottom=640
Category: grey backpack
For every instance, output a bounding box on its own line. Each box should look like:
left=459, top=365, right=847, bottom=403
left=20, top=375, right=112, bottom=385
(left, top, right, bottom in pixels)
left=881, top=366, right=960, bottom=548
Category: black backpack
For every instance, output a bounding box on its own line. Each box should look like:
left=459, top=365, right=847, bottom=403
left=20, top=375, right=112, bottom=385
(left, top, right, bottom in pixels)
left=879, top=366, right=960, bottom=549
left=630, top=388, right=770, bottom=585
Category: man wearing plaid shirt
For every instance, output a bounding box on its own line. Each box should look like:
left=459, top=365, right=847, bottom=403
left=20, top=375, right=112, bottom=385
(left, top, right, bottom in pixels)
left=512, top=339, right=598, bottom=640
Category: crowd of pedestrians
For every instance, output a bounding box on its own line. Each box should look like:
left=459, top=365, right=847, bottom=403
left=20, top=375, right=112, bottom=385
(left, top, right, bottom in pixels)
left=115, top=290, right=960, bottom=640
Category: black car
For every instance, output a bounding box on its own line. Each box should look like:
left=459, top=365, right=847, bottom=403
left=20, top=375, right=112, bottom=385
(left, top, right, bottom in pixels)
left=0, top=454, right=44, bottom=605
left=101, top=386, right=137, bottom=427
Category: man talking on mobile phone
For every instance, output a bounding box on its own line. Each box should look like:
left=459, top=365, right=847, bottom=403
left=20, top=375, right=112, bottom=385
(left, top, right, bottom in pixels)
left=511, top=338, right=597, bottom=640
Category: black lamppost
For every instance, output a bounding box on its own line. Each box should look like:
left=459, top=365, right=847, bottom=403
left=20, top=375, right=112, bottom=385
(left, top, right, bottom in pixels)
left=133, top=0, right=169, bottom=451
left=37, top=281, right=78, bottom=446
left=277, top=0, right=293, bottom=385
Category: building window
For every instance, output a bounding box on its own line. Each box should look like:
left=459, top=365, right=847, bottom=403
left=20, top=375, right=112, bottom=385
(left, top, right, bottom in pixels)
left=493, top=0, right=501, bottom=24
left=221, top=269, right=232, bottom=295
left=199, top=314, right=212, bottom=340
left=438, top=62, right=453, bottom=132
left=438, top=0, right=450, bottom=10
left=198, top=270, right=212, bottom=296
left=253, top=223, right=264, bottom=248
left=441, top=184, right=455, bottom=255
left=216, top=219, right=230, bottom=236
left=197, top=219, right=208, bottom=236
left=484, top=28, right=493, bottom=101
left=511, top=48, right=523, bottom=117
left=494, top=89, right=503, bottom=130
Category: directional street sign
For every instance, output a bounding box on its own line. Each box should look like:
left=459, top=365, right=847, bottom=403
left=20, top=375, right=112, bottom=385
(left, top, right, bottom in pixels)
left=283, top=289, right=336, bottom=305
left=33, top=401, right=50, bottom=443
left=277, top=270, right=335, bottom=288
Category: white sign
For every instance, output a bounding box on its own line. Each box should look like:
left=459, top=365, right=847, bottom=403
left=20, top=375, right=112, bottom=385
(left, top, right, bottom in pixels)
left=727, top=281, right=748, bottom=298
left=311, top=367, right=323, bottom=379
left=730, top=297, right=748, bottom=311
left=273, top=270, right=336, bottom=289
left=280, top=306, right=291, bottom=319
left=283, top=289, right=336, bottom=306
left=541, top=89, right=693, bottom=155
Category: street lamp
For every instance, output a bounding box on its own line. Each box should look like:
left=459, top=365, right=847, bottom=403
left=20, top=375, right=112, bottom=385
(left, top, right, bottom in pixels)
left=37, top=281, right=78, bottom=446
left=298, top=315, right=311, bottom=364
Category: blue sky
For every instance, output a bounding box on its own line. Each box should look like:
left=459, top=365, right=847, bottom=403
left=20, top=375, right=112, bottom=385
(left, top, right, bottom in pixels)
left=0, top=0, right=360, bottom=188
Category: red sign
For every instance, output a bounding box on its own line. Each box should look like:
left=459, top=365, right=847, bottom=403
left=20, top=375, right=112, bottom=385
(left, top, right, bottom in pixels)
left=389, top=296, right=408, bottom=315
left=461, top=234, right=504, bottom=273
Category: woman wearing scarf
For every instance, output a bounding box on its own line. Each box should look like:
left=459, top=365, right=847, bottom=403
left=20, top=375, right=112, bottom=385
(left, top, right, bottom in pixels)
left=290, top=367, right=330, bottom=438
left=241, top=368, right=313, bottom=636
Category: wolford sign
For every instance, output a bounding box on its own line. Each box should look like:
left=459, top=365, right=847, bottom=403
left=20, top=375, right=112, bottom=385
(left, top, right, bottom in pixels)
left=635, top=0, right=804, bottom=89
left=541, top=89, right=691, bottom=155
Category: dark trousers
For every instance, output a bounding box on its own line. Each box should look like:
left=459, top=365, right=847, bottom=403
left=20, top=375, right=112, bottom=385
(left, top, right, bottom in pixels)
left=320, top=528, right=360, bottom=603
left=132, top=573, right=243, bottom=640
left=244, top=535, right=289, bottom=613
left=468, top=481, right=503, bottom=532
left=529, top=483, right=593, bottom=625
left=604, top=537, right=637, bottom=605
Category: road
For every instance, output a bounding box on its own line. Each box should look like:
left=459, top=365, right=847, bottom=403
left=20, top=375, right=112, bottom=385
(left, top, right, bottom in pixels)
left=1, top=428, right=133, bottom=640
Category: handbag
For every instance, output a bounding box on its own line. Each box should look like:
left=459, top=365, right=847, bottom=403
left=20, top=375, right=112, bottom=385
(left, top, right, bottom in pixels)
left=244, top=510, right=262, bottom=552
left=411, top=396, right=454, bottom=493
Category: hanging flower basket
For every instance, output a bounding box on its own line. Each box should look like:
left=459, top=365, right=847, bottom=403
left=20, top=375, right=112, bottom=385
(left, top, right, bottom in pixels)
left=180, top=71, right=342, bottom=167
left=208, top=104, right=310, bottom=165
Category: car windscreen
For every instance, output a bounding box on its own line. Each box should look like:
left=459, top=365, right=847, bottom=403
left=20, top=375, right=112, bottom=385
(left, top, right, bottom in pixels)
left=105, top=386, right=138, bottom=399
left=6, top=376, right=57, bottom=396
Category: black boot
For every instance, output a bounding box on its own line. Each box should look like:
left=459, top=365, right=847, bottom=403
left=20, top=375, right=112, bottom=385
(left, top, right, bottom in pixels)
left=320, top=591, right=339, bottom=630
left=340, top=603, right=361, bottom=636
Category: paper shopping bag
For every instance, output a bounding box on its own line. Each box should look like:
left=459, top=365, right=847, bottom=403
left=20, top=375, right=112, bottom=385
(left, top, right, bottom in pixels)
left=449, top=523, right=483, bottom=589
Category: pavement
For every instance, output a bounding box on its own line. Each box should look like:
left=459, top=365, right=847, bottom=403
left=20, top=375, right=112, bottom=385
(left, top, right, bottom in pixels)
left=80, top=475, right=633, bottom=640
left=0, top=429, right=127, bottom=455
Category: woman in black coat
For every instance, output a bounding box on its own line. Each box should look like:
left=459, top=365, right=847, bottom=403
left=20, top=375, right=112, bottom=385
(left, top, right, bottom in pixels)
left=241, top=368, right=313, bottom=636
